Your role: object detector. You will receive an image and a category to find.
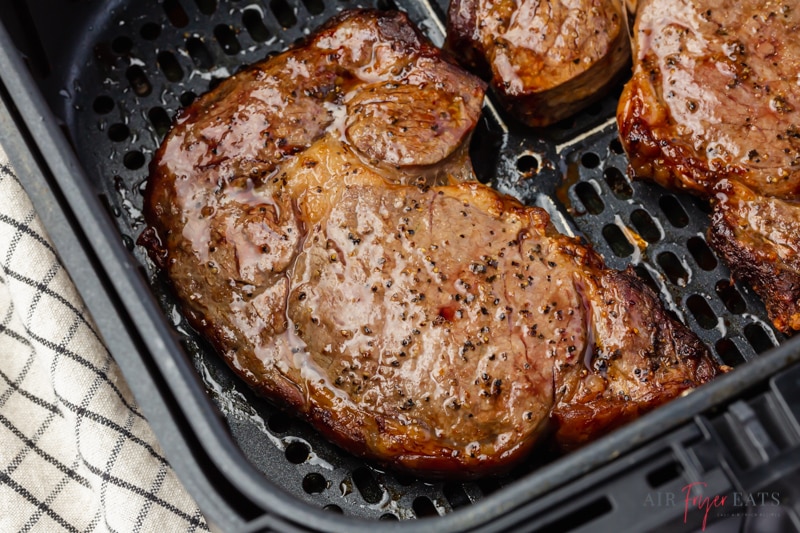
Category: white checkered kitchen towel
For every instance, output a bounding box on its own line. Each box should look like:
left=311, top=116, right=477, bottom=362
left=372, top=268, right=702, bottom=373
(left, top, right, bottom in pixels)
left=0, top=148, right=208, bottom=531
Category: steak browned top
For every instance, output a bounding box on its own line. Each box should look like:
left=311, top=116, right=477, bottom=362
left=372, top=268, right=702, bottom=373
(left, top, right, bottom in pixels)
left=141, top=9, right=718, bottom=477
left=618, top=0, right=800, bottom=332
left=445, top=0, right=631, bottom=127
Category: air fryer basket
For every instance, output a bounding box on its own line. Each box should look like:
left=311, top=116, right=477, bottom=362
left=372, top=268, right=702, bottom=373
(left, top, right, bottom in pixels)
left=2, top=0, right=799, bottom=530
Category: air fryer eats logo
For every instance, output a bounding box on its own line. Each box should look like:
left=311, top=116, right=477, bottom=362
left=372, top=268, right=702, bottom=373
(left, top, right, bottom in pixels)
left=643, top=482, right=781, bottom=531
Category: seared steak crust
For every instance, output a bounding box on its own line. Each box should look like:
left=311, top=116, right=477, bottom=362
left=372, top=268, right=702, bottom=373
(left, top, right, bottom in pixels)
left=618, top=0, right=800, bottom=332
left=141, top=9, right=718, bottom=477
left=708, top=180, right=800, bottom=333
left=445, top=0, right=631, bottom=127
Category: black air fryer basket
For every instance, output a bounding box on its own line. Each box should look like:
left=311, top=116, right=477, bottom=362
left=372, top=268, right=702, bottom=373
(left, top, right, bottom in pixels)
left=2, top=1, right=800, bottom=531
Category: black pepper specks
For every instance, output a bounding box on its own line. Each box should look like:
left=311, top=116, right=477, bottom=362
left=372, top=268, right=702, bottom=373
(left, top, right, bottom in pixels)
left=491, top=379, right=502, bottom=396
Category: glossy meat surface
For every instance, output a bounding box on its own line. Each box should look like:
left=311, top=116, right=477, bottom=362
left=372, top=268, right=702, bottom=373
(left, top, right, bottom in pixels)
left=141, top=10, right=718, bottom=476
left=617, top=0, right=800, bottom=332
left=445, top=0, right=631, bottom=127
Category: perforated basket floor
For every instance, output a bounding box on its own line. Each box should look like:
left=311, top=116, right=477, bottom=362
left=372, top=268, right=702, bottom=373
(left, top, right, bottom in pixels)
left=38, top=0, right=785, bottom=522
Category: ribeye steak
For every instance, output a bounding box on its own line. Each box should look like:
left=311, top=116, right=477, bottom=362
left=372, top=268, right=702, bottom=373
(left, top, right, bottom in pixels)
left=618, top=0, right=800, bottom=333
left=141, top=9, right=719, bottom=477
left=445, top=0, right=631, bottom=127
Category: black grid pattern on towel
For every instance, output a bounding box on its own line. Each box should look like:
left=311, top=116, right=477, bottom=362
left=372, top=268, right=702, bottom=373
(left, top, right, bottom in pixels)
left=0, top=156, right=208, bottom=532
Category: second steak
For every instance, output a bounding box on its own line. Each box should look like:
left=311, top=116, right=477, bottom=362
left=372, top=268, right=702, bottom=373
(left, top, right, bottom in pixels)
left=445, top=0, right=631, bottom=127
left=618, top=0, right=800, bottom=333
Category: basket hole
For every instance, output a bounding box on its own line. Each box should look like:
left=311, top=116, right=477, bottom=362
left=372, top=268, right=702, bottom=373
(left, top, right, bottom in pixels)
left=630, top=209, right=661, bottom=242
left=716, top=338, right=745, bottom=366
left=284, top=441, right=310, bottom=464
left=581, top=152, right=600, bottom=168
left=214, top=24, right=242, bottom=55
left=575, top=181, right=604, bottom=214
left=687, top=236, right=717, bottom=271
left=696, top=198, right=713, bottom=214
left=376, top=0, right=399, bottom=10
left=323, top=504, right=343, bottom=514
left=108, top=123, right=130, bottom=142
left=302, top=0, right=325, bottom=15
left=659, top=195, right=689, bottom=227
left=163, top=0, right=190, bottom=28
left=126, top=66, right=152, bottom=97
left=379, top=513, right=399, bottom=521
left=609, top=138, right=624, bottom=154
left=194, top=0, right=217, bottom=14
left=186, top=37, right=214, bottom=69
left=123, top=151, right=145, bottom=170
left=715, top=280, right=746, bottom=314
left=93, top=95, right=114, bottom=114
left=180, top=91, right=198, bottom=107
left=392, top=471, right=417, bottom=486
left=352, top=467, right=383, bottom=504
left=157, top=51, right=184, bottom=82
left=633, top=264, right=660, bottom=293
left=687, top=294, right=717, bottom=329
left=267, top=412, right=291, bottom=433
left=603, top=166, right=633, bottom=199
left=443, top=482, right=471, bottom=510
left=111, top=36, right=133, bottom=55
left=412, top=496, right=439, bottom=517
left=744, top=323, right=775, bottom=354
left=140, top=22, right=161, bottom=40
left=657, top=251, right=689, bottom=286
left=538, top=498, right=612, bottom=533
left=646, top=461, right=681, bottom=488
left=243, top=9, right=271, bottom=42
left=585, top=101, right=604, bottom=116
left=602, top=224, right=634, bottom=257
left=270, top=0, right=297, bottom=28
left=516, top=154, right=539, bottom=174
left=302, top=473, right=327, bottom=494
left=477, top=478, right=502, bottom=496
left=148, top=108, right=172, bottom=138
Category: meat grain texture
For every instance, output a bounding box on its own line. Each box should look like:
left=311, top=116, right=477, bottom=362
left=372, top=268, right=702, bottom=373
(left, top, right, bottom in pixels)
left=445, top=0, right=631, bottom=127
left=618, top=0, right=800, bottom=333
left=141, top=9, right=719, bottom=477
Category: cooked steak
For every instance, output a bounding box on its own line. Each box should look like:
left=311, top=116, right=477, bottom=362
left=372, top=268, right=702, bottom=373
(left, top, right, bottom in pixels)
left=708, top=180, right=800, bottom=333
left=617, top=0, right=800, bottom=333
left=445, top=0, right=631, bottom=127
left=140, top=9, right=719, bottom=477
